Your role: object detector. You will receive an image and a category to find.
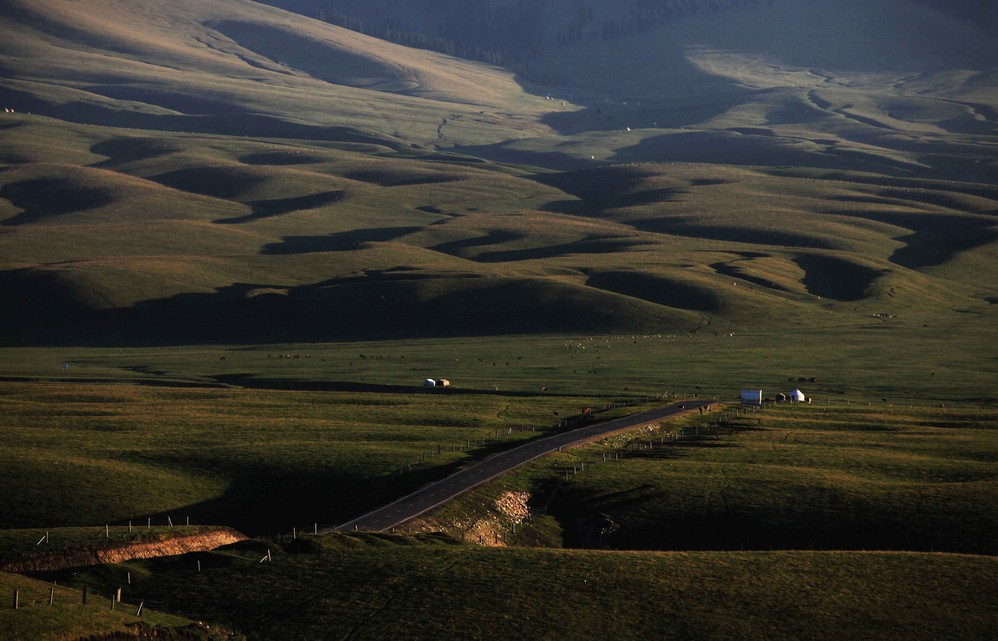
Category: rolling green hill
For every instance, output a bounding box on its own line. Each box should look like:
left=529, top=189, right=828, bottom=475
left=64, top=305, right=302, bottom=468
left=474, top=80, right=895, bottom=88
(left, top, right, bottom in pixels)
left=1, top=4, right=996, bottom=639
left=1, top=0, right=996, bottom=346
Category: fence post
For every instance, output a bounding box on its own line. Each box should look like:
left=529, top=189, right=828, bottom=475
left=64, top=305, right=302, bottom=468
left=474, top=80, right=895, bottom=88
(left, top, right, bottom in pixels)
left=49, top=586, right=54, bottom=605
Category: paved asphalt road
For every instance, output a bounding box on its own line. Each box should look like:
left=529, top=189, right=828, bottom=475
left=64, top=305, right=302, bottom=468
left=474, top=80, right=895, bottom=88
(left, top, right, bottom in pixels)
left=327, top=399, right=711, bottom=533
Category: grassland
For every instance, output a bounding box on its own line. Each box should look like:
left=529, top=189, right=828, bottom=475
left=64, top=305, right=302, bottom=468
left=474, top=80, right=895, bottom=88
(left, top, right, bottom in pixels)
left=0, top=571, right=212, bottom=641
left=0, top=380, right=635, bottom=533
left=1, top=0, right=995, bottom=348
left=7, top=398, right=998, bottom=639
left=0, top=0, right=995, bottom=638
left=41, top=534, right=998, bottom=641
left=487, top=403, right=998, bottom=554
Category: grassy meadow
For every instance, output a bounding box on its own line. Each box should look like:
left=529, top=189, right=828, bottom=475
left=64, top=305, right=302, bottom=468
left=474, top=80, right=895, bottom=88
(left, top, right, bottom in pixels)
left=496, top=403, right=998, bottom=554
left=0, top=379, right=632, bottom=533
left=41, top=534, right=998, bottom=641
left=0, top=0, right=996, bottom=638
left=0, top=571, right=210, bottom=641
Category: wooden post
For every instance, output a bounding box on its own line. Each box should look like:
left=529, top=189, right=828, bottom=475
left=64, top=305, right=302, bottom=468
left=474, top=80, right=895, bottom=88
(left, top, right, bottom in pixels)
left=314, top=523, right=318, bottom=535
left=105, top=524, right=110, bottom=538
left=128, top=521, right=132, bottom=533
left=116, top=587, right=122, bottom=603
left=293, top=527, right=297, bottom=540
left=197, top=560, right=201, bottom=573
left=49, top=587, right=54, bottom=605
left=147, top=517, right=151, bottom=529
left=127, top=572, right=131, bottom=585
left=136, top=601, right=144, bottom=617
left=167, top=516, right=173, bottom=527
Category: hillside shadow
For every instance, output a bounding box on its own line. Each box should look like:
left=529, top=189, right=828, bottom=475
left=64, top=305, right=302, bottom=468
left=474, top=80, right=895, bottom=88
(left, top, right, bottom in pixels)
left=149, top=166, right=268, bottom=200
left=630, top=217, right=839, bottom=249
left=429, top=230, right=525, bottom=258
left=825, top=209, right=998, bottom=269
left=533, top=165, right=688, bottom=214
left=472, top=236, right=650, bottom=263
left=585, top=271, right=724, bottom=312
left=260, top=226, right=420, bottom=254
left=344, top=170, right=465, bottom=187
left=0, top=269, right=684, bottom=345
left=2, top=87, right=402, bottom=148
left=792, top=254, right=885, bottom=301
left=215, top=190, right=346, bottom=224
left=239, top=151, right=330, bottom=166
left=711, top=260, right=792, bottom=292
left=87, top=85, right=239, bottom=116
left=90, top=138, right=186, bottom=167
left=0, top=177, right=113, bottom=225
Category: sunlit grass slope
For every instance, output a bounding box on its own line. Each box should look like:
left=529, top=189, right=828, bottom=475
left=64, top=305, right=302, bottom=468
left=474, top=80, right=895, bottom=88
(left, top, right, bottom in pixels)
left=0, top=381, right=619, bottom=533
left=522, top=404, right=998, bottom=554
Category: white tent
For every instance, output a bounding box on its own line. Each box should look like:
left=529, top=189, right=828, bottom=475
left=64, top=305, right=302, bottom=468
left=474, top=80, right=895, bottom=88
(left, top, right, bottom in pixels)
left=423, top=378, right=437, bottom=387
left=789, top=389, right=806, bottom=403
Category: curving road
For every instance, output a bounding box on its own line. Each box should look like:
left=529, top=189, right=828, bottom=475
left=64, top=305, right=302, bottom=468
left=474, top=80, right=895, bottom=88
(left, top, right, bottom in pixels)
left=326, top=399, right=711, bottom=533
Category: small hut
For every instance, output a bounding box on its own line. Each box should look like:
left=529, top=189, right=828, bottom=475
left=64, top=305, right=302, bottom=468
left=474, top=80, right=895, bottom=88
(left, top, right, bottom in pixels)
left=740, top=389, right=763, bottom=405
left=789, top=388, right=806, bottom=403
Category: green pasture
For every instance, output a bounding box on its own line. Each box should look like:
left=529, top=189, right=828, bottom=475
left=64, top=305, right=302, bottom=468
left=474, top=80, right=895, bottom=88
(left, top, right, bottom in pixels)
left=456, top=403, right=998, bottom=554
left=48, top=535, right=998, bottom=641
left=0, top=572, right=203, bottom=641
left=2, top=305, right=995, bottom=403
left=0, top=380, right=625, bottom=534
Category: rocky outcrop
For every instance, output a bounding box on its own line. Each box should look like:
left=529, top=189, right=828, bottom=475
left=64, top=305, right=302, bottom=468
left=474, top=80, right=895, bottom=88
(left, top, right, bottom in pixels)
left=407, top=490, right=532, bottom=547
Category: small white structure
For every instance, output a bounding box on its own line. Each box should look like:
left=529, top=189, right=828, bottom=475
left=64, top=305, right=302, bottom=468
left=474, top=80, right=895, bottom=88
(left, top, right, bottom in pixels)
left=789, top=389, right=806, bottom=403
left=423, top=378, right=437, bottom=387
left=740, top=389, right=763, bottom=405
